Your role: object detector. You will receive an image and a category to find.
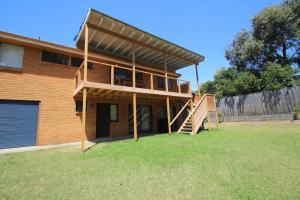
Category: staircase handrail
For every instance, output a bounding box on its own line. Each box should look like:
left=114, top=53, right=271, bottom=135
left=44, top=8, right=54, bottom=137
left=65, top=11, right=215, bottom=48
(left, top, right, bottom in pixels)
left=170, top=99, right=192, bottom=126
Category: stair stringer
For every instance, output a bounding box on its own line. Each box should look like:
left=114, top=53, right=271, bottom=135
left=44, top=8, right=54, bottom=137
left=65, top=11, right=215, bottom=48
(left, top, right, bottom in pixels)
left=177, top=94, right=208, bottom=134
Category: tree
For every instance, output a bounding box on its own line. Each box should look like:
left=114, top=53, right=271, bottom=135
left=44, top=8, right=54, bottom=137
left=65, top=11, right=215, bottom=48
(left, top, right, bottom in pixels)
left=201, top=81, right=216, bottom=94
left=234, top=71, right=260, bottom=94
left=205, top=0, right=300, bottom=98
left=225, top=0, right=300, bottom=69
left=260, top=63, right=294, bottom=90
left=252, top=3, right=300, bottom=66
left=213, top=67, right=239, bottom=98
left=225, top=30, right=264, bottom=71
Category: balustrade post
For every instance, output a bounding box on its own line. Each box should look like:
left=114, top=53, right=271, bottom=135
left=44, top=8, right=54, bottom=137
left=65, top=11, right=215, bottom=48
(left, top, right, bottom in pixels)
left=111, top=65, right=114, bottom=85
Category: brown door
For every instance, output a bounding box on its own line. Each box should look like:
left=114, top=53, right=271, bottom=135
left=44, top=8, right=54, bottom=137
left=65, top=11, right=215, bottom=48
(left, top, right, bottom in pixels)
left=96, top=103, right=110, bottom=137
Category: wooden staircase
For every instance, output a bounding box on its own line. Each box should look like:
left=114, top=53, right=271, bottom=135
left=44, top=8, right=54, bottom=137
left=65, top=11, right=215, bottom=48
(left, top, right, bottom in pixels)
left=176, top=94, right=218, bottom=135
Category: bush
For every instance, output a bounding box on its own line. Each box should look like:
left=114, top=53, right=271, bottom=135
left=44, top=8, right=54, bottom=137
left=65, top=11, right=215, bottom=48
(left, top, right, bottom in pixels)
left=261, top=63, right=294, bottom=91
left=292, top=104, right=300, bottom=120
left=218, top=112, right=225, bottom=123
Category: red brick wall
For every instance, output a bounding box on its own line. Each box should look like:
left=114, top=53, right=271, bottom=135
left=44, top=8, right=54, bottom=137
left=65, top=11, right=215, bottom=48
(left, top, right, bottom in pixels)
left=0, top=44, right=179, bottom=146
left=0, top=46, right=81, bottom=145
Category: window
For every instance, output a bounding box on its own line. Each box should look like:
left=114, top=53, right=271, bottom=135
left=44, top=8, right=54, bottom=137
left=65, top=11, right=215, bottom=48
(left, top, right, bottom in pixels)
left=110, top=104, right=118, bottom=122
left=75, top=101, right=83, bottom=112
left=114, top=68, right=141, bottom=81
left=42, top=51, right=68, bottom=65
left=71, top=57, right=93, bottom=69
left=157, top=76, right=165, bottom=89
left=157, top=77, right=172, bottom=90
left=136, top=72, right=142, bottom=81
left=0, top=43, right=24, bottom=69
left=115, top=68, right=131, bottom=80
left=168, top=79, right=172, bottom=90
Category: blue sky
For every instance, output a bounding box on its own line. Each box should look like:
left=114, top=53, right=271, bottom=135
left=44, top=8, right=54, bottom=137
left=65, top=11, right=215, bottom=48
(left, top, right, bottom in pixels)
left=0, top=0, right=282, bottom=90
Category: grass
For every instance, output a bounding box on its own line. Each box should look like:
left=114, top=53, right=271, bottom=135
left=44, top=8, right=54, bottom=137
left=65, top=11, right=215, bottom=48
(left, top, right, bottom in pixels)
left=0, top=122, right=299, bottom=199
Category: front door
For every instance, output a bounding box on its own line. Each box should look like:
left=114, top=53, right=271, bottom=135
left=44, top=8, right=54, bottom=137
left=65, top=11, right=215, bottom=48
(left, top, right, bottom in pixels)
left=96, top=103, right=110, bottom=137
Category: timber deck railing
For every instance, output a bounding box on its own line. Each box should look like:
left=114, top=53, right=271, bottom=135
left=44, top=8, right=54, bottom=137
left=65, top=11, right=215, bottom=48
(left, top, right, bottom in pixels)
left=176, top=94, right=218, bottom=134
left=74, top=59, right=192, bottom=96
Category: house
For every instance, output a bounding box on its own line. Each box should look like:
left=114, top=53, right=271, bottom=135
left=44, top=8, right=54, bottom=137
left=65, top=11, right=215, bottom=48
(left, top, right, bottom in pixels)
left=0, top=9, right=218, bottom=150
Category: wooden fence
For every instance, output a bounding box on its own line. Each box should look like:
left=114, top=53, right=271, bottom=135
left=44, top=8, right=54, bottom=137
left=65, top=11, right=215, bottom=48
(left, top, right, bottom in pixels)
left=216, top=86, right=300, bottom=121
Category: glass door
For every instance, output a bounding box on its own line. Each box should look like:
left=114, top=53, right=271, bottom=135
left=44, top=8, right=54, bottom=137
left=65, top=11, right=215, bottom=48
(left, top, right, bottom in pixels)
left=129, top=105, right=152, bottom=134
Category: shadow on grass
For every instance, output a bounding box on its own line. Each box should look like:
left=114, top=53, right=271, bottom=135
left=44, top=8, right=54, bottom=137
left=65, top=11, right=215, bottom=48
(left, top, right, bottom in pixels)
left=84, top=128, right=218, bottom=152
left=84, top=132, right=169, bottom=152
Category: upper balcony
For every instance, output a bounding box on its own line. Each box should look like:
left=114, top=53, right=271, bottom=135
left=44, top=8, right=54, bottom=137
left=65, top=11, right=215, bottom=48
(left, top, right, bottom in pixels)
left=73, top=9, right=205, bottom=100
left=73, top=60, right=192, bottom=99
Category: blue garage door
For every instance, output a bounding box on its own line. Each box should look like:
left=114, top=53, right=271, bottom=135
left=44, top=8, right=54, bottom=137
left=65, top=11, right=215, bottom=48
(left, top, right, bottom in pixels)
left=0, top=100, right=39, bottom=149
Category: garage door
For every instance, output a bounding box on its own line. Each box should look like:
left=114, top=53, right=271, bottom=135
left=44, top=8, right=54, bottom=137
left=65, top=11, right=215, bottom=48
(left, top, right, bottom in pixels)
left=0, top=100, right=39, bottom=149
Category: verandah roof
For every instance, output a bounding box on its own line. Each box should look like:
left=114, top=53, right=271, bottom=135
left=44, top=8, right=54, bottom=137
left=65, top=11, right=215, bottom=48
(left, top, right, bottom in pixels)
left=75, top=9, right=205, bottom=72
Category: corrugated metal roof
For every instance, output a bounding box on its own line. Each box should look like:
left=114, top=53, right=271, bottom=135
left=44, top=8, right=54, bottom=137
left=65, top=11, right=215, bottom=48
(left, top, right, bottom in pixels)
left=75, top=9, right=205, bottom=71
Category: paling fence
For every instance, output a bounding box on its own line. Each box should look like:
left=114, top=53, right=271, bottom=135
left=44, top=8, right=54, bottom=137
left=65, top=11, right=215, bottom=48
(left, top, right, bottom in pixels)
left=216, top=86, right=300, bottom=121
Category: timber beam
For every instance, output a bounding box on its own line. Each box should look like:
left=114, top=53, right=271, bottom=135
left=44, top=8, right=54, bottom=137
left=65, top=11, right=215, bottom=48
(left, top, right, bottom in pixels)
left=86, top=23, right=198, bottom=64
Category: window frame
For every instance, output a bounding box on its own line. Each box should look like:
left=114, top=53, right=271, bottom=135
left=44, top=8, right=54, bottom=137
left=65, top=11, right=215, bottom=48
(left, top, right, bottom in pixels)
left=71, top=56, right=93, bottom=70
left=110, top=104, right=118, bottom=122
left=168, top=79, right=172, bottom=90
left=0, top=42, right=24, bottom=70
left=75, top=100, right=88, bottom=113
left=157, top=76, right=165, bottom=89
left=42, top=50, right=69, bottom=65
left=136, top=72, right=143, bottom=81
left=114, top=68, right=131, bottom=80
left=75, top=100, right=83, bottom=112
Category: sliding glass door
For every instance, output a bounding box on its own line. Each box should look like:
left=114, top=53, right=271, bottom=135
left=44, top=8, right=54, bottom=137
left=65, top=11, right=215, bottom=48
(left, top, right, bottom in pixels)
left=129, top=105, right=152, bottom=134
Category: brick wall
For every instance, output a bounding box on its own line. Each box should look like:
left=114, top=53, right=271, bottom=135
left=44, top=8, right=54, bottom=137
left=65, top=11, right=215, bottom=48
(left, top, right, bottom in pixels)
left=0, top=46, right=82, bottom=145
left=0, top=44, right=180, bottom=146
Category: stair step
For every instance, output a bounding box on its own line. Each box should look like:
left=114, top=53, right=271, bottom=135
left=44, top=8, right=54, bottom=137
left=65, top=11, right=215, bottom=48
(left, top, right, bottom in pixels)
left=183, top=124, right=192, bottom=127
left=178, top=131, right=192, bottom=134
left=181, top=128, right=192, bottom=132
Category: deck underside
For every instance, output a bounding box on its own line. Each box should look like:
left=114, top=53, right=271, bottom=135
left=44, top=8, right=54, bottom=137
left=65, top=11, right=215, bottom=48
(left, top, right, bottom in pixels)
left=74, top=82, right=192, bottom=100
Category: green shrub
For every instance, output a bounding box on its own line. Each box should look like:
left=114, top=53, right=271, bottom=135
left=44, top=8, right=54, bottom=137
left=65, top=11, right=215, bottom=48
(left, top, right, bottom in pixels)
left=292, top=104, right=300, bottom=120
left=218, top=112, right=225, bottom=123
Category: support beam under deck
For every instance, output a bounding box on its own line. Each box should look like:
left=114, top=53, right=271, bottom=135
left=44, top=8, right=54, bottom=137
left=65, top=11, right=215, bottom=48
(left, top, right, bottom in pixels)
left=166, top=96, right=171, bottom=134
left=81, top=88, right=87, bottom=151
left=133, top=93, right=137, bottom=141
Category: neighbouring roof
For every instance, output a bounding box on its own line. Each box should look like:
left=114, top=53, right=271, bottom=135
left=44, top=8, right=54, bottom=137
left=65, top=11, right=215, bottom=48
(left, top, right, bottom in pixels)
left=75, top=9, right=205, bottom=71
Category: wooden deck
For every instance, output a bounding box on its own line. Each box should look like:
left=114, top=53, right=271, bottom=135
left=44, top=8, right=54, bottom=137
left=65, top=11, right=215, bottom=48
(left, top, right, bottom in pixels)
left=74, top=81, right=192, bottom=99
left=76, top=23, right=201, bottom=151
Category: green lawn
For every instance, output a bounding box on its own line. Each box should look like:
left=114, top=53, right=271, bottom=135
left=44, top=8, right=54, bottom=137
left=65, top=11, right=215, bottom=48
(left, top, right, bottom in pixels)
left=0, top=123, right=299, bottom=199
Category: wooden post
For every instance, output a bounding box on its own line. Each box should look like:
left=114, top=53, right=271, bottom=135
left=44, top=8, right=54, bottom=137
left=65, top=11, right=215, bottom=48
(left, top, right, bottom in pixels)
left=111, top=65, right=114, bottom=85
left=215, top=111, right=219, bottom=128
left=164, top=55, right=172, bottom=134
left=81, top=24, right=89, bottom=152
left=164, top=55, right=168, bottom=92
left=197, top=84, right=201, bottom=97
left=214, top=96, right=219, bottom=128
left=177, top=80, right=181, bottom=94
left=81, top=88, right=87, bottom=151
left=165, top=55, right=171, bottom=134
left=133, top=93, right=137, bottom=141
left=84, top=25, right=88, bottom=82
left=132, top=44, right=136, bottom=88
left=150, top=73, right=153, bottom=90
left=132, top=43, right=137, bottom=141
left=207, top=112, right=211, bottom=131
left=191, top=100, right=195, bottom=135
left=166, top=96, right=171, bottom=134
left=188, top=81, right=192, bottom=95
left=195, top=63, right=200, bottom=96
